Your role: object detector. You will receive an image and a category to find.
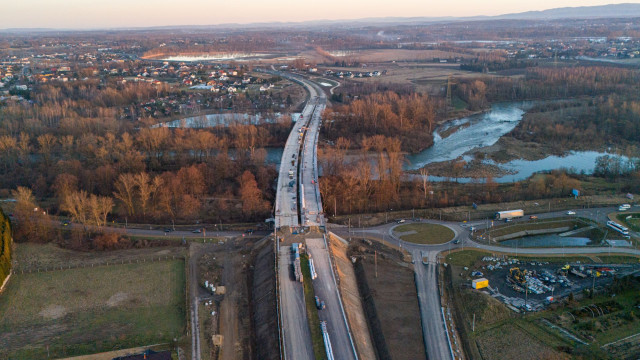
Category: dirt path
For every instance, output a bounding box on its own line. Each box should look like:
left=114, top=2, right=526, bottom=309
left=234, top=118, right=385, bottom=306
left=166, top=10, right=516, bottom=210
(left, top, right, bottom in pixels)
left=328, top=233, right=376, bottom=360
left=189, top=244, right=202, bottom=360
left=219, top=240, right=239, bottom=360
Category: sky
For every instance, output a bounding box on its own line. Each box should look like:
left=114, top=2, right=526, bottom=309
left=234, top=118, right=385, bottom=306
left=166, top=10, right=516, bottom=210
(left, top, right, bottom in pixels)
left=3, top=0, right=639, bottom=29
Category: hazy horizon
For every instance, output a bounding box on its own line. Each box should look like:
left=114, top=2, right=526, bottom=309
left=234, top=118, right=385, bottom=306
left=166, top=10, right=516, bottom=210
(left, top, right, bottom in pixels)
left=3, top=0, right=639, bottom=30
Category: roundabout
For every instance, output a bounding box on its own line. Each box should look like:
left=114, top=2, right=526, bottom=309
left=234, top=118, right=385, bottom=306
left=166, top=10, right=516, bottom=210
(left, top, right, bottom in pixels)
left=393, top=223, right=456, bottom=245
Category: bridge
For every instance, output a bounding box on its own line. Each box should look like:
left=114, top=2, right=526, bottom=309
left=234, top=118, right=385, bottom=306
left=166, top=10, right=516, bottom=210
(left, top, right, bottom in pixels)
left=273, top=71, right=357, bottom=360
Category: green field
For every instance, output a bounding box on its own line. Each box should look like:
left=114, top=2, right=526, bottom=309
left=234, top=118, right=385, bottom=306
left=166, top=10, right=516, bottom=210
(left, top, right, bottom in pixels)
left=618, top=212, right=640, bottom=232
left=394, top=223, right=455, bottom=244
left=300, top=254, right=327, bottom=360
left=486, top=218, right=582, bottom=238
left=0, top=260, right=186, bottom=359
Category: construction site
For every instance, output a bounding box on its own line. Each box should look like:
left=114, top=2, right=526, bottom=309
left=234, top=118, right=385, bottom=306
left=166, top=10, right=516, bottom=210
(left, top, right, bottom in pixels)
left=460, top=255, right=640, bottom=312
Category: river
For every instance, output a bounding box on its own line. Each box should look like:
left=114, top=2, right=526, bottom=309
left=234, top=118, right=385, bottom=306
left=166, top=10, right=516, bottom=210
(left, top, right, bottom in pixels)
left=405, top=102, right=533, bottom=169
left=405, top=102, right=636, bottom=183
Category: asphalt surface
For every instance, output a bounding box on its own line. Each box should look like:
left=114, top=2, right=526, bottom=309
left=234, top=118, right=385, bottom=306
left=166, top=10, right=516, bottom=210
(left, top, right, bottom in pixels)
left=299, top=91, right=325, bottom=226
left=278, top=246, right=315, bottom=360
left=274, top=93, right=318, bottom=228
left=307, top=237, right=357, bottom=360
left=273, top=72, right=332, bottom=360
left=273, top=72, right=357, bottom=360
left=412, top=249, right=454, bottom=360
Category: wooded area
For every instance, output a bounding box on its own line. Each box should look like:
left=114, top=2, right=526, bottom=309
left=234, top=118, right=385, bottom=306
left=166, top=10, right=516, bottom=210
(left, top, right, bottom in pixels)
left=322, top=91, right=438, bottom=152
left=0, top=208, right=11, bottom=286
left=0, top=79, right=284, bottom=233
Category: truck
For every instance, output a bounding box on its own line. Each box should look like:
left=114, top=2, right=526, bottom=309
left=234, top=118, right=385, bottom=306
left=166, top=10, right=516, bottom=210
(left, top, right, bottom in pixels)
left=495, top=209, right=524, bottom=220
left=472, top=278, right=489, bottom=289
left=288, top=170, right=294, bottom=179
left=315, top=296, right=325, bottom=309
left=292, top=243, right=303, bottom=282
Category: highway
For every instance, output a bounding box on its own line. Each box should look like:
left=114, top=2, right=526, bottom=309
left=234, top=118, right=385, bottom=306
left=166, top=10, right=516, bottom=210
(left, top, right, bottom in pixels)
left=274, top=90, right=319, bottom=228
left=272, top=72, right=320, bottom=360
left=272, top=70, right=358, bottom=360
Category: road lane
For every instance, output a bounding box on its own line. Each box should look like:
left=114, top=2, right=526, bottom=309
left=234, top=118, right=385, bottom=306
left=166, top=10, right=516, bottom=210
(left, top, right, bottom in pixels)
left=278, top=246, right=315, bottom=360
left=307, top=237, right=358, bottom=360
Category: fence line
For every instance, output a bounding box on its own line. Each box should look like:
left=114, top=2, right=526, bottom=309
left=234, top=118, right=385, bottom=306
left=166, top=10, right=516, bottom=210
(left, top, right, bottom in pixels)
left=15, top=255, right=183, bottom=274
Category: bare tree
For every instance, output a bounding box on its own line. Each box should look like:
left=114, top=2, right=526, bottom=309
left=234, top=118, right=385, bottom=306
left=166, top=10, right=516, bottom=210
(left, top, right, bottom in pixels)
left=135, top=172, right=156, bottom=220
left=113, top=173, right=137, bottom=217
left=419, top=168, right=430, bottom=198
left=62, top=190, right=89, bottom=229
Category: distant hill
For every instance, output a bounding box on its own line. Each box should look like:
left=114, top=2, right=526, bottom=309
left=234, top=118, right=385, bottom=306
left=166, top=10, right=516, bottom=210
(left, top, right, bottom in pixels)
left=2, top=3, right=640, bottom=32
left=495, top=3, right=640, bottom=20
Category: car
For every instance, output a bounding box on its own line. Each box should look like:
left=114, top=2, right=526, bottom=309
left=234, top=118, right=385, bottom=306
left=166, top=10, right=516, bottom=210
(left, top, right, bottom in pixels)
left=505, top=218, right=512, bottom=222
left=396, top=219, right=405, bottom=224
left=566, top=211, right=576, bottom=215
left=245, top=229, right=254, bottom=234
left=164, top=228, right=173, bottom=232
left=191, top=229, right=202, bottom=233
left=529, top=215, right=538, bottom=220
left=453, top=239, right=460, bottom=244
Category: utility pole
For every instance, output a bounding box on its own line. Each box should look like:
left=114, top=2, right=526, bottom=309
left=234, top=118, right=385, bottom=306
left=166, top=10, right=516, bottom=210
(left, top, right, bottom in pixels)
left=472, top=313, right=475, bottom=332
left=375, top=250, right=378, bottom=278
left=525, top=279, right=528, bottom=311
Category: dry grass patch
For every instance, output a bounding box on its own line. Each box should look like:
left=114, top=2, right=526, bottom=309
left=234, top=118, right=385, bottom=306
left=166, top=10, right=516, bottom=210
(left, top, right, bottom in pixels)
left=0, top=260, right=185, bottom=359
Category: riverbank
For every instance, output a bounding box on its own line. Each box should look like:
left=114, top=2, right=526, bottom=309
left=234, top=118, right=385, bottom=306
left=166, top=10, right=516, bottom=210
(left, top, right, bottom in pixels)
left=421, top=157, right=516, bottom=179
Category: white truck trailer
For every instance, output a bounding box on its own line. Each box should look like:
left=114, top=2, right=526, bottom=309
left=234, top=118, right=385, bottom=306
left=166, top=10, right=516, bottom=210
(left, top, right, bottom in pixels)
left=495, top=209, right=524, bottom=220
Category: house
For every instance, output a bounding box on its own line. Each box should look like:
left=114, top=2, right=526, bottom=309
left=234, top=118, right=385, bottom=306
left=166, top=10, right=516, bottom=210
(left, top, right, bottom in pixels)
left=112, top=349, right=171, bottom=360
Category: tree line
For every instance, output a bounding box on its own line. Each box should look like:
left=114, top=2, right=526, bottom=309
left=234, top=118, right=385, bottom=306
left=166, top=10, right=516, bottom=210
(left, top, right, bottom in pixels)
left=0, top=207, right=11, bottom=286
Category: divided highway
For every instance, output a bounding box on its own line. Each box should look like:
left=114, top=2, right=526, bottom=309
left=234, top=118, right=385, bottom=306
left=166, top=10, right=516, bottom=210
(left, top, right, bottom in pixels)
left=274, top=71, right=357, bottom=360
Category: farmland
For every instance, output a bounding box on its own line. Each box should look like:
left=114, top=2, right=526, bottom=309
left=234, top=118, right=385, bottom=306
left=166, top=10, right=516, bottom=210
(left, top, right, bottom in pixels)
left=0, top=256, right=186, bottom=359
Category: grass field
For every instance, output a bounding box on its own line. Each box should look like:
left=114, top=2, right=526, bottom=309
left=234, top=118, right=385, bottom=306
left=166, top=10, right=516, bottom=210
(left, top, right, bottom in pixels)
left=618, top=212, right=640, bottom=232
left=0, top=260, right=186, bottom=359
left=394, top=223, right=455, bottom=244
left=486, top=218, right=581, bottom=238
left=13, top=242, right=186, bottom=272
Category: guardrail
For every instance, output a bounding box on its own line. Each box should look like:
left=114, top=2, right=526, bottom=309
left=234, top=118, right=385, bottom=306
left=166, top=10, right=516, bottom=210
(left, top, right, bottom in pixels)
left=275, top=234, right=286, bottom=360
left=441, top=307, right=456, bottom=360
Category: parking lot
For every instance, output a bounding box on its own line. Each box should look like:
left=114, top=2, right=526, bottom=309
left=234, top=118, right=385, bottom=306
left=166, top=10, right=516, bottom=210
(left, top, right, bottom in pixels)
left=467, top=256, right=640, bottom=311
